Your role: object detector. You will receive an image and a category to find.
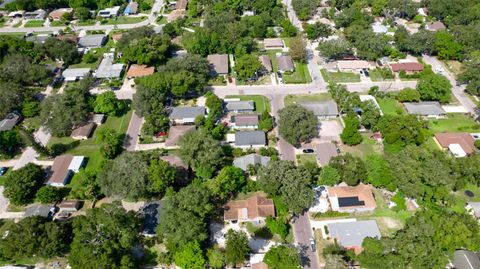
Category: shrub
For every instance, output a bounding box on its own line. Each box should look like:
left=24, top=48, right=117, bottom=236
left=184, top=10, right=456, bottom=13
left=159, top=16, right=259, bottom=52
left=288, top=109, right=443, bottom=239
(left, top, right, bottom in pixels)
left=266, top=216, right=290, bottom=240
left=36, top=186, right=63, bottom=204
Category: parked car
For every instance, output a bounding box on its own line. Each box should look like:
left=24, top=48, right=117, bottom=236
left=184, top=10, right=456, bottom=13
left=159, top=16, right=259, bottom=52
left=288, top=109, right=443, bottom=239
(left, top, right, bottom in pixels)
left=309, top=237, right=316, bottom=252
left=0, top=167, right=7, bottom=176
left=303, top=148, right=315, bottom=153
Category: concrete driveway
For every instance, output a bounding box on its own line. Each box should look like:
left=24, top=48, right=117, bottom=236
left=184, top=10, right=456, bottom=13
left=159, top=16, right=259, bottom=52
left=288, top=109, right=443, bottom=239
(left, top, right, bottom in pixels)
left=318, top=120, right=343, bottom=142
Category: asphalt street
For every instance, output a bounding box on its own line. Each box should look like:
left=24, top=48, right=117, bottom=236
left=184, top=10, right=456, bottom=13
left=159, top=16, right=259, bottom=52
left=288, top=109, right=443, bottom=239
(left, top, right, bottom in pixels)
left=124, top=111, right=143, bottom=151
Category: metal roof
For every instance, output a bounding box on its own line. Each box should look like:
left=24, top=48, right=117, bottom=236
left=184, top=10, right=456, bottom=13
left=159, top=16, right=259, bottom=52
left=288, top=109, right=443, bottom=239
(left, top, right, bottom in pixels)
left=452, top=250, right=480, bottom=269
left=0, top=113, right=21, bottom=132
left=233, top=154, right=270, bottom=171
left=169, top=106, right=205, bottom=120
left=327, top=220, right=381, bottom=248
left=404, top=102, right=446, bottom=116
left=235, top=131, right=266, bottom=146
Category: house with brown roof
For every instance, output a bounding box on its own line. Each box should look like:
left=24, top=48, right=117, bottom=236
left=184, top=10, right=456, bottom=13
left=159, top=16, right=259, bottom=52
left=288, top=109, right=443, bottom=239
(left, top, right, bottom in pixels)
left=176, top=0, right=188, bottom=10
left=263, top=38, right=284, bottom=49
left=316, top=142, right=339, bottom=166
left=337, top=60, right=373, bottom=72
left=48, top=8, right=72, bottom=20
left=58, top=200, right=81, bottom=212
left=127, top=64, right=155, bottom=79
left=425, top=21, right=446, bottom=31
left=277, top=55, right=295, bottom=73
left=112, top=33, right=123, bottom=43
left=47, top=155, right=74, bottom=187
left=165, top=125, right=196, bottom=148
left=224, top=193, right=275, bottom=224
left=71, top=122, right=95, bottom=140
left=389, top=62, right=424, bottom=74
left=207, top=54, right=229, bottom=75
left=230, top=114, right=259, bottom=129
left=327, top=184, right=376, bottom=213
left=258, top=55, right=272, bottom=73
left=434, top=133, right=476, bottom=157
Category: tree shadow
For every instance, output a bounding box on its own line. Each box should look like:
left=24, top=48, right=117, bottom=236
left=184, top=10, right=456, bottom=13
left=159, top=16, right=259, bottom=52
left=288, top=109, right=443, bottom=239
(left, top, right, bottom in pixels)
left=298, top=244, right=312, bottom=268
left=49, top=140, right=81, bottom=157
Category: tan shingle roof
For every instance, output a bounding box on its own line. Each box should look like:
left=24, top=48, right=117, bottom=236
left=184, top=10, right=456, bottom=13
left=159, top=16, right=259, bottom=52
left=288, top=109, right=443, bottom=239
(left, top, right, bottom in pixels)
left=47, top=155, right=74, bottom=185
left=434, top=133, right=476, bottom=155
left=127, top=64, right=155, bottom=78
left=224, top=194, right=275, bottom=221
left=327, top=184, right=376, bottom=211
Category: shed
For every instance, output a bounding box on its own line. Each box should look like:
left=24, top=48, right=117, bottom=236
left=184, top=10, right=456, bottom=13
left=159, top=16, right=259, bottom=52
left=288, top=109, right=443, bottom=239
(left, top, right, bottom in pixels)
left=234, top=131, right=266, bottom=148
left=277, top=55, right=295, bottom=72
left=71, top=122, right=95, bottom=140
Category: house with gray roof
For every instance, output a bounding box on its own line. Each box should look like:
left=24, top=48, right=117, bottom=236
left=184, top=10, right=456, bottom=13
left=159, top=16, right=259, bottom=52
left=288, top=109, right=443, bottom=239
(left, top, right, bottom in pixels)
left=25, top=204, right=54, bottom=218
left=207, top=54, right=229, bottom=75
left=95, top=53, right=124, bottom=79
left=300, top=100, right=339, bottom=119
left=233, top=154, right=270, bottom=171
left=169, top=106, right=205, bottom=124
left=78, top=34, right=107, bottom=48
left=234, top=131, right=266, bottom=148
left=404, top=102, right=446, bottom=118
left=62, top=68, right=91, bottom=82
left=277, top=55, right=295, bottom=73
left=467, top=202, right=480, bottom=220
left=226, top=100, right=255, bottom=113
left=0, top=112, right=21, bottom=132
left=231, top=114, right=259, bottom=129
left=327, top=220, right=381, bottom=251
left=450, top=250, right=480, bottom=269
left=316, top=142, right=338, bottom=166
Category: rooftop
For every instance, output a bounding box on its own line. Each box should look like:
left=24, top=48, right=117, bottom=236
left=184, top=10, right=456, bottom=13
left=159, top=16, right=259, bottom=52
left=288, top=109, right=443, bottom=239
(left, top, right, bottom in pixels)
left=231, top=114, right=259, bottom=126
left=226, top=100, right=255, bottom=112
left=0, top=112, right=21, bottom=132
left=62, top=68, right=91, bottom=80
left=207, top=54, right=229, bottom=75
left=224, top=193, right=275, bottom=221
left=264, top=38, right=284, bottom=48
left=435, top=133, right=476, bottom=155
left=78, top=34, right=106, bottom=48
left=327, top=220, right=381, bottom=248
left=404, top=102, right=446, bottom=116
left=169, top=106, right=205, bottom=120
left=452, top=250, right=480, bottom=269
left=337, top=60, right=371, bottom=70
left=95, top=53, right=124, bottom=79
left=71, top=122, right=95, bottom=139
left=258, top=55, right=272, bottom=72
left=235, top=131, right=266, bottom=147
left=277, top=55, right=294, bottom=72
left=300, top=100, right=339, bottom=117
left=47, top=155, right=74, bottom=185
left=315, top=142, right=338, bottom=166
left=233, top=154, right=270, bottom=171
left=327, top=184, right=376, bottom=211
left=390, top=62, right=424, bottom=72
left=126, top=64, right=155, bottom=78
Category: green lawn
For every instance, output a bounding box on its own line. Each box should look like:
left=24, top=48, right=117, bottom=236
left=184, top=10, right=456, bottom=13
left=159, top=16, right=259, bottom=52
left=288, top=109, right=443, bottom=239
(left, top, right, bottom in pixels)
left=320, top=69, right=360, bottom=83
left=296, top=154, right=317, bottom=166
left=225, top=95, right=271, bottom=113
left=428, top=114, right=480, bottom=133
left=24, top=20, right=44, bottom=27
left=50, top=20, right=68, bottom=26
left=339, top=133, right=383, bottom=159
left=76, top=20, right=96, bottom=26
left=377, top=98, right=404, bottom=116
left=103, top=16, right=147, bottom=25
left=265, top=50, right=282, bottom=72
left=283, top=62, right=312, bottom=84
left=284, top=93, right=331, bottom=107
left=369, top=69, right=394, bottom=82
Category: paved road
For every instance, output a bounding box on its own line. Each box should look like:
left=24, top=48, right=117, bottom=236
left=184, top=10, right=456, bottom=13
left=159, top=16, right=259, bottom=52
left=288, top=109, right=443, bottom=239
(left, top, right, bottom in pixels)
left=422, top=55, right=478, bottom=116
left=124, top=111, right=143, bottom=151
left=0, top=0, right=164, bottom=33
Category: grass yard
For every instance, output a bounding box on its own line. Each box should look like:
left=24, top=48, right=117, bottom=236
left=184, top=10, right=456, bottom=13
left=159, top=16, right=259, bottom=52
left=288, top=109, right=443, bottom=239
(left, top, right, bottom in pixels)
left=266, top=50, right=282, bottom=72
left=24, top=20, right=44, bottom=27
left=104, top=16, right=147, bottom=25
left=225, top=95, right=271, bottom=113
left=283, top=62, right=312, bottom=84
left=284, top=93, right=331, bottom=107
left=320, top=69, right=360, bottom=83
left=443, top=60, right=466, bottom=77
left=314, top=229, right=330, bottom=265
left=76, top=20, right=96, bottom=26
left=377, top=98, right=404, bottom=116
left=296, top=154, right=317, bottom=166
left=369, top=69, right=394, bottom=82
left=207, top=76, right=226, bottom=86
left=339, top=133, right=383, bottom=159
left=428, top=113, right=480, bottom=133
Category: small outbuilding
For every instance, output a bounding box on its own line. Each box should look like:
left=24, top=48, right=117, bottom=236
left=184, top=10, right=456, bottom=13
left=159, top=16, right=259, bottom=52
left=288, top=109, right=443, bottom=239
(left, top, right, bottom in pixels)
left=71, top=122, right=95, bottom=140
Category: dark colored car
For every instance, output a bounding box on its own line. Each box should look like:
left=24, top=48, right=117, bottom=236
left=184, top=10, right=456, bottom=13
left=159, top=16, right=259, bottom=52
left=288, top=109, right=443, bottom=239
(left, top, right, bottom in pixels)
left=303, top=148, right=314, bottom=153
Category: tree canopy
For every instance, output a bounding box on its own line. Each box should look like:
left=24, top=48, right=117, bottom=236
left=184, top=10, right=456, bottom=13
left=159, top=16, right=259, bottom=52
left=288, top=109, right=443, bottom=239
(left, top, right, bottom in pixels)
left=4, top=163, right=44, bottom=205
left=264, top=245, right=301, bottom=269
left=278, top=105, right=317, bottom=146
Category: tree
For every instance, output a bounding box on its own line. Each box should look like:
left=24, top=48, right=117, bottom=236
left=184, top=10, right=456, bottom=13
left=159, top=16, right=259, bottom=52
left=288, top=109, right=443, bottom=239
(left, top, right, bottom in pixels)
left=281, top=20, right=298, bottom=37
left=365, top=154, right=395, bottom=191
left=235, top=54, right=263, bottom=81
left=121, top=35, right=172, bottom=66
left=459, top=51, right=480, bottom=96
left=278, top=105, right=317, bottom=146
left=305, top=22, right=332, bottom=40
left=93, top=91, right=125, bottom=116
left=0, top=82, right=26, bottom=118
left=225, top=230, right=250, bottom=266
left=0, top=216, right=72, bottom=261
left=349, top=29, right=389, bottom=60
left=0, top=54, right=51, bottom=86
left=324, top=254, right=348, bottom=269
left=22, top=100, right=41, bottom=117
left=0, top=130, right=21, bottom=157
left=289, top=36, right=306, bottom=62
left=292, top=0, right=320, bottom=20
left=207, top=247, right=226, bottom=269
left=4, top=164, right=44, bottom=205
left=434, top=31, right=463, bottom=60
left=377, top=115, right=428, bottom=151
left=416, top=73, right=452, bottom=103
left=98, top=152, right=150, bottom=200
left=68, top=203, right=140, bottom=269
left=258, top=111, right=274, bottom=132
left=266, top=216, right=290, bottom=240
left=396, top=88, right=420, bottom=102
left=147, top=158, right=176, bottom=196
left=178, top=129, right=224, bottom=179
left=35, top=186, right=63, bottom=204
left=174, top=241, right=205, bottom=269
left=317, top=38, right=352, bottom=60
left=208, top=166, right=245, bottom=200
left=258, top=160, right=314, bottom=215
left=360, top=100, right=382, bottom=130
left=329, top=154, right=367, bottom=186
left=97, top=127, right=123, bottom=159
left=264, top=245, right=301, bottom=269
left=36, top=37, right=79, bottom=65
left=318, top=165, right=341, bottom=186
left=340, top=115, right=362, bottom=146
left=74, top=7, right=91, bottom=20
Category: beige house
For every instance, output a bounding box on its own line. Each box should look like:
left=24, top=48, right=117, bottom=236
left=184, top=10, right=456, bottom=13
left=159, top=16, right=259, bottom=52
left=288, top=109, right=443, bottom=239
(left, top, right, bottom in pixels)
left=327, top=184, right=376, bottom=213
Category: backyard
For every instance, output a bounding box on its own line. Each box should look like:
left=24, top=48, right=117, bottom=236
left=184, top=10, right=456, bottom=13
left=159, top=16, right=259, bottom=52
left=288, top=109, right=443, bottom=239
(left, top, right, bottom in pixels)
left=283, top=62, right=312, bottom=84
left=225, top=95, right=271, bottom=113
left=339, top=133, right=383, bottom=159
left=284, top=93, right=331, bottom=107
left=369, top=68, right=395, bottom=82
left=320, top=69, right=360, bottom=83
left=428, top=113, right=480, bottom=133
left=376, top=97, right=404, bottom=116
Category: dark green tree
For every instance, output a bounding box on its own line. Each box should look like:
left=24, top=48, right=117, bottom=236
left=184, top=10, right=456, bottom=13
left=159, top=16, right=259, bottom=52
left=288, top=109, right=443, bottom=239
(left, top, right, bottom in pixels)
left=225, top=230, right=250, bottom=266
left=278, top=105, right=317, bottom=146
left=4, top=163, right=44, bottom=205
left=264, top=245, right=301, bottom=269
left=329, top=154, right=367, bottom=186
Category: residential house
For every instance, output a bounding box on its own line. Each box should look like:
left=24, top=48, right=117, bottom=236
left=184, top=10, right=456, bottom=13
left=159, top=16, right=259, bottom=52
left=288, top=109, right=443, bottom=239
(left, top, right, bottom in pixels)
left=25, top=204, right=54, bottom=218
left=327, top=184, right=377, bottom=213
left=126, top=64, right=155, bottom=79
left=425, top=21, right=446, bottom=31
left=389, top=62, right=424, bottom=74
left=46, top=155, right=74, bottom=187
left=8, top=10, right=25, bottom=18
left=327, top=220, right=381, bottom=252
left=24, top=9, right=46, bottom=20
left=48, top=8, right=72, bottom=20
left=233, top=154, right=270, bottom=171
left=234, top=131, right=266, bottom=148
left=169, top=106, right=205, bottom=125
left=230, top=114, right=259, bottom=129
left=0, top=112, right=21, bottom=132
left=337, top=60, right=372, bottom=72
left=95, top=53, right=124, bottom=79
left=71, top=122, right=95, bottom=140
left=434, top=133, right=476, bottom=157
left=263, top=38, right=284, bottom=49
left=226, top=100, right=255, bottom=113
left=224, top=193, right=275, bottom=224
left=57, top=34, right=78, bottom=44
left=466, top=202, right=480, bottom=220
left=207, top=54, right=229, bottom=75
left=450, top=250, right=480, bottom=269
left=175, top=0, right=188, bottom=10
left=58, top=200, right=82, bottom=212
left=165, top=125, right=196, bottom=147
left=90, top=114, right=106, bottom=125
left=78, top=34, right=107, bottom=48
left=98, top=6, right=120, bottom=18
left=316, top=142, right=338, bottom=166
left=277, top=55, right=295, bottom=73
left=124, top=2, right=139, bottom=15
left=404, top=102, right=446, bottom=118
left=62, top=68, right=91, bottom=82
left=258, top=55, right=272, bottom=73
left=299, top=100, right=339, bottom=119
